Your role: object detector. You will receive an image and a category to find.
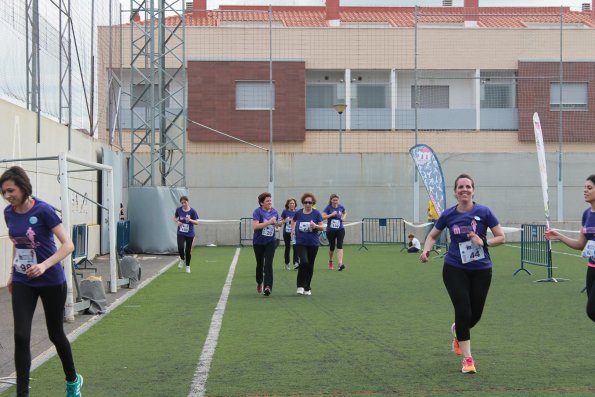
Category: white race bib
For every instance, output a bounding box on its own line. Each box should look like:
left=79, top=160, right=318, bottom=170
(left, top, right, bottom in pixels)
left=299, top=222, right=311, bottom=232
left=458, top=241, right=485, bottom=264
left=285, top=222, right=292, bottom=233
left=330, top=219, right=340, bottom=229
left=179, top=223, right=190, bottom=233
left=14, top=248, right=37, bottom=274
left=582, top=240, right=595, bottom=258
left=262, top=225, right=275, bottom=237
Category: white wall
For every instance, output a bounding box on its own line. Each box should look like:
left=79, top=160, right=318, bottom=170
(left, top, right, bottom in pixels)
left=0, top=100, right=105, bottom=286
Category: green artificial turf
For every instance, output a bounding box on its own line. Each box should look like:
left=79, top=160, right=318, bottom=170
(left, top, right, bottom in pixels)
left=3, top=243, right=593, bottom=397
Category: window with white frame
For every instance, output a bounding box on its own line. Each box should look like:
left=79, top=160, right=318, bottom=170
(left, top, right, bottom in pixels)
left=411, top=85, right=449, bottom=108
left=306, top=84, right=336, bottom=108
left=236, top=81, right=275, bottom=110
left=550, top=82, right=588, bottom=110
left=354, top=84, right=389, bottom=108
left=481, top=85, right=514, bottom=108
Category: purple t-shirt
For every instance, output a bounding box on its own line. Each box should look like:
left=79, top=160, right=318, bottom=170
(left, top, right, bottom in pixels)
left=281, top=209, right=296, bottom=234
left=175, top=207, right=199, bottom=237
left=252, top=207, right=279, bottom=245
left=435, top=203, right=500, bottom=270
left=293, top=209, right=323, bottom=246
left=581, top=208, right=595, bottom=267
left=4, top=198, right=66, bottom=287
left=323, top=204, right=346, bottom=231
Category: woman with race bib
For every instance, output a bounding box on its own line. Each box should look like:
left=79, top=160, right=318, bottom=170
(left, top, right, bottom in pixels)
left=322, top=194, right=347, bottom=271
left=420, top=174, right=505, bottom=375
left=545, top=174, right=595, bottom=322
left=1, top=166, right=83, bottom=397
left=291, top=192, right=324, bottom=296
left=174, top=195, right=199, bottom=273
left=281, top=197, right=298, bottom=271
left=252, top=192, right=279, bottom=296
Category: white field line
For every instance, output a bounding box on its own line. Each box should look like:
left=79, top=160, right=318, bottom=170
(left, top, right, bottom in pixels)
left=188, top=247, right=240, bottom=397
left=0, top=258, right=178, bottom=394
left=503, top=243, right=583, bottom=259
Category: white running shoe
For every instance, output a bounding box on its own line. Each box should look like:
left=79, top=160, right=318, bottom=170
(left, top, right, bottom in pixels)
left=304, top=290, right=312, bottom=296
left=186, top=266, right=191, bottom=273
left=296, top=287, right=304, bottom=295
left=178, top=258, right=183, bottom=269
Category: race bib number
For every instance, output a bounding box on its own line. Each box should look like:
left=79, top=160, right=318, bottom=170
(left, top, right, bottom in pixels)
left=14, top=248, right=37, bottom=275
left=179, top=223, right=189, bottom=233
left=330, top=219, right=340, bottom=229
left=458, top=241, right=485, bottom=264
left=299, top=222, right=311, bottom=233
left=262, top=225, right=275, bottom=237
left=285, top=222, right=292, bottom=233
left=582, top=240, right=595, bottom=258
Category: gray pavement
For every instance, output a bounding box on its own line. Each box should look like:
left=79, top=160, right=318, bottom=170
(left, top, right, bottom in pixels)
left=0, top=254, right=176, bottom=390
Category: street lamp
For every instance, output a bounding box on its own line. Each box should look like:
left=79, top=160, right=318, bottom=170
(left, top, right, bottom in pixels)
left=334, top=103, right=347, bottom=152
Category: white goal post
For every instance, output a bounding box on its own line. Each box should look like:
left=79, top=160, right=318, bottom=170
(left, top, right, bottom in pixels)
left=58, top=153, right=117, bottom=321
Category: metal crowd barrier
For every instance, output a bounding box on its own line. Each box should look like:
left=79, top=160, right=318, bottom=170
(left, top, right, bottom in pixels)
left=514, top=223, right=567, bottom=282
left=360, top=217, right=406, bottom=250
left=239, top=217, right=254, bottom=246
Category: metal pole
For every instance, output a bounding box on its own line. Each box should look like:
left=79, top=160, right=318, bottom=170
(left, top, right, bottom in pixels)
left=58, top=153, right=75, bottom=322
left=557, top=7, right=564, bottom=222
left=339, top=113, right=343, bottom=152
left=268, top=6, right=274, bottom=199
left=413, top=6, right=420, bottom=223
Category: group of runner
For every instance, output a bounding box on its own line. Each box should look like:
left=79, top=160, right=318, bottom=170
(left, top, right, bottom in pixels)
left=1, top=165, right=594, bottom=395
left=250, top=192, right=347, bottom=297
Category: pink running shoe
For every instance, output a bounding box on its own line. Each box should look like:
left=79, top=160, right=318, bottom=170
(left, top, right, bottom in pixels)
left=461, top=356, right=476, bottom=374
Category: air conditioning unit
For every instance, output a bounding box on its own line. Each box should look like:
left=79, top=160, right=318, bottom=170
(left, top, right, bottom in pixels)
left=186, top=2, right=193, bottom=10
left=582, top=3, right=591, bottom=12
left=443, top=0, right=453, bottom=6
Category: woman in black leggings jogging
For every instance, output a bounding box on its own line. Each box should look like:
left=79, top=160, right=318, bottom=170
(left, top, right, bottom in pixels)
left=252, top=192, right=279, bottom=296
left=280, top=197, right=298, bottom=270
left=292, top=193, right=324, bottom=296
left=1, top=166, right=83, bottom=397
left=420, top=174, right=505, bottom=374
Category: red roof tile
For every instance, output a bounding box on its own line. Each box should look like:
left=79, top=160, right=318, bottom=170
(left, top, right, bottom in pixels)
left=155, top=5, right=594, bottom=29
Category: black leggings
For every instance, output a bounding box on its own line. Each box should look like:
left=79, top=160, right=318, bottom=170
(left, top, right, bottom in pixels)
left=254, top=241, right=276, bottom=289
left=442, top=264, right=492, bottom=342
left=282, top=232, right=298, bottom=265
left=296, top=245, right=319, bottom=291
left=586, top=266, right=595, bottom=322
left=177, top=235, right=194, bottom=267
left=12, top=282, right=77, bottom=396
left=326, top=229, right=345, bottom=251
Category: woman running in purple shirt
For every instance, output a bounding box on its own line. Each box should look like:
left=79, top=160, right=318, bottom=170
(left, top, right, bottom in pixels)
left=1, top=166, right=83, bottom=397
left=420, top=174, right=505, bottom=375
left=545, top=174, right=595, bottom=322
left=252, top=192, right=279, bottom=296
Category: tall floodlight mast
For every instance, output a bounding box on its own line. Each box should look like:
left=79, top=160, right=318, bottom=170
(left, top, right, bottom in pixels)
left=129, top=0, right=186, bottom=187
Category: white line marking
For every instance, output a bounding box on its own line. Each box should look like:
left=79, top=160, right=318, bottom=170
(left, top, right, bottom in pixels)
left=188, top=247, right=240, bottom=397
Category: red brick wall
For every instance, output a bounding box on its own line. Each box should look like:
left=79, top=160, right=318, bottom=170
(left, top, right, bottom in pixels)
left=518, top=61, right=595, bottom=142
left=187, top=61, right=306, bottom=142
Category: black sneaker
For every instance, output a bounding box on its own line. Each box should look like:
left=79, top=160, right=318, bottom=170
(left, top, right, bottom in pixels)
left=338, top=264, right=345, bottom=271
left=264, top=286, right=271, bottom=296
